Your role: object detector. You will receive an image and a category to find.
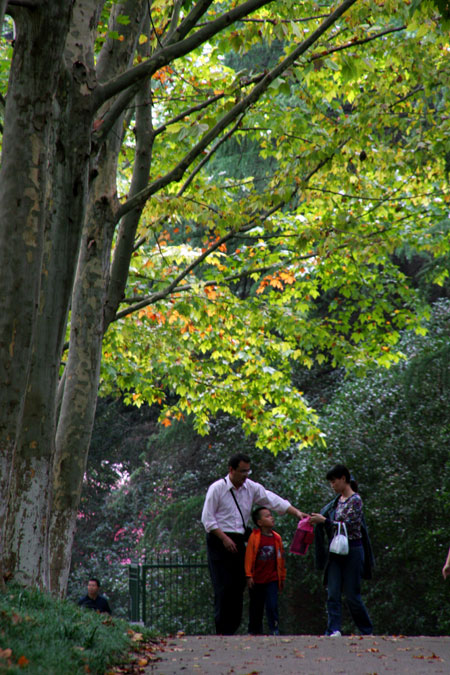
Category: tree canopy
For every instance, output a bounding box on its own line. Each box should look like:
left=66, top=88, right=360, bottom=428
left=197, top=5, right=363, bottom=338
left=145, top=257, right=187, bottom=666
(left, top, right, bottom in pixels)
left=0, top=0, right=449, bottom=592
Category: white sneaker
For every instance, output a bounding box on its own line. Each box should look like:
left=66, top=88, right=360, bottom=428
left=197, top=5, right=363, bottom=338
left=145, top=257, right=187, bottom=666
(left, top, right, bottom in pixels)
left=329, top=631, right=341, bottom=637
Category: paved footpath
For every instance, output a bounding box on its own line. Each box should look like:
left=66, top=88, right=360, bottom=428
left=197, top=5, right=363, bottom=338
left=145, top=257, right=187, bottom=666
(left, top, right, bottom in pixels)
left=145, top=634, right=450, bottom=675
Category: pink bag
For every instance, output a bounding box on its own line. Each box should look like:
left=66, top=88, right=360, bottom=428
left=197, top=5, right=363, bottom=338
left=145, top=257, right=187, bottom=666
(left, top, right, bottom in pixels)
left=290, top=517, right=314, bottom=555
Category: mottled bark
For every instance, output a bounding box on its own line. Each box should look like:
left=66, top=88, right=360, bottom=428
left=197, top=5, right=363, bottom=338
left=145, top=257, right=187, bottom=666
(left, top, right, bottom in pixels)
left=48, top=0, right=149, bottom=594
left=50, top=192, right=116, bottom=593
left=0, top=0, right=74, bottom=586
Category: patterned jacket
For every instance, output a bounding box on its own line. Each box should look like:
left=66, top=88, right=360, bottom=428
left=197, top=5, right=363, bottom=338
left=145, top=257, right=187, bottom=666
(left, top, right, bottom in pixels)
left=314, top=494, right=375, bottom=582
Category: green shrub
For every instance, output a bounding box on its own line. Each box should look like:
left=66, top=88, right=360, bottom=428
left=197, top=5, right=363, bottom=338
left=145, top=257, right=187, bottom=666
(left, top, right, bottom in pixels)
left=0, top=584, right=141, bottom=674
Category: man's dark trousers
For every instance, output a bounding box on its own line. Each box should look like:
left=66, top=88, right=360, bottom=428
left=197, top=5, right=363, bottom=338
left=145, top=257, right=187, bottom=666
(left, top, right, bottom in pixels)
left=206, top=533, right=247, bottom=634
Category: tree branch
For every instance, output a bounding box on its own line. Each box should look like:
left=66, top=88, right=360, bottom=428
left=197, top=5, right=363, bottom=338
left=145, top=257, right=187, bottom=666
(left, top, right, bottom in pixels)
left=152, top=72, right=264, bottom=138
left=6, top=0, right=40, bottom=8
left=113, top=137, right=346, bottom=321
left=92, top=0, right=275, bottom=112
left=177, top=117, right=244, bottom=194
left=163, top=0, right=215, bottom=45
left=308, top=24, right=406, bottom=63
left=163, top=0, right=184, bottom=44
left=116, top=0, right=358, bottom=221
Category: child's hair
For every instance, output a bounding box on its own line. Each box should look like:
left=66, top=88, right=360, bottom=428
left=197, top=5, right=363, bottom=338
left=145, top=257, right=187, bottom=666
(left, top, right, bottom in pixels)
left=252, top=506, right=270, bottom=526
left=326, top=463, right=358, bottom=493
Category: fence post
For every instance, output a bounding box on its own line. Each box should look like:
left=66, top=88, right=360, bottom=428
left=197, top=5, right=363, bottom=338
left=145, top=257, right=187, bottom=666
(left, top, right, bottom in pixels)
left=142, top=564, right=147, bottom=625
left=128, top=564, right=141, bottom=622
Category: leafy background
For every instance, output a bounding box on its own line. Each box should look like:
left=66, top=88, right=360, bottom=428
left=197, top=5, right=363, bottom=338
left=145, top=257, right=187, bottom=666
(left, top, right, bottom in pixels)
left=69, top=298, right=450, bottom=636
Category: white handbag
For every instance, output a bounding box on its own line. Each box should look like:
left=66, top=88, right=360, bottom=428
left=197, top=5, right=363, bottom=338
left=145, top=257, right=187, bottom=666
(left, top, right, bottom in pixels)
left=329, top=522, right=349, bottom=555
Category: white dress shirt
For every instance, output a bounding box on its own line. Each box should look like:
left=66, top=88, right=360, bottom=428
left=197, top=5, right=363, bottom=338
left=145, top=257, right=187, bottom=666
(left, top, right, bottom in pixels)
left=201, top=475, right=291, bottom=534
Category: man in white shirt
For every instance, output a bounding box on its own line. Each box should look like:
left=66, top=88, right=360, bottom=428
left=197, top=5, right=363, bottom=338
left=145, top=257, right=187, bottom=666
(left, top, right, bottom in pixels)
left=201, top=452, right=307, bottom=634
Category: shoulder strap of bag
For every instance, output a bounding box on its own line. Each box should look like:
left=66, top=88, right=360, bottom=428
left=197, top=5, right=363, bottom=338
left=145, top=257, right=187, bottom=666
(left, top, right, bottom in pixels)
left=224, top=478, right=247, bottom=529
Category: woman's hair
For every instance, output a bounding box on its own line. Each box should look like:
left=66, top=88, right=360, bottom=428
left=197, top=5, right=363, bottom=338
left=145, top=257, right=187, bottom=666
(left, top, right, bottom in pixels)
left=326, top=463, right=358, bottom=492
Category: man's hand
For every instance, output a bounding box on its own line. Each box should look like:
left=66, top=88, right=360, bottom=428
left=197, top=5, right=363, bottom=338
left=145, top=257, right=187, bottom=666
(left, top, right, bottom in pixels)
left=247, top=577, right=254, bottom=589
left=211, top=528, right=238, bottom=553
left=222, top=534, right=238, bottom=553
left=287, top=505, right=310, bottom=520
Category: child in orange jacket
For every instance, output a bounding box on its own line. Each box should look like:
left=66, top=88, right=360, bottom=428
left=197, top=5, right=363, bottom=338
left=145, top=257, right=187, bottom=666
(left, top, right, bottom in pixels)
left=245, top=506, right=286, bottom=635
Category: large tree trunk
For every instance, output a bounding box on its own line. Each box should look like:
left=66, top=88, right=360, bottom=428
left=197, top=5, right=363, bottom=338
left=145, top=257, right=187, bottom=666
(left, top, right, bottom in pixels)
left=0, top=1, right=74, bottom=587
left=49, top=0, right=149, bottom=594
left=49, top=182, right=117, bottom=594
left=1, top=0, right=100, bottom=587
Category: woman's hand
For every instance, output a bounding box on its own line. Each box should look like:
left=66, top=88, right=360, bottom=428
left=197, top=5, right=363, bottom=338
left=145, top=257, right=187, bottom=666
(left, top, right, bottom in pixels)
left=309, top=513, right=326, bottom=525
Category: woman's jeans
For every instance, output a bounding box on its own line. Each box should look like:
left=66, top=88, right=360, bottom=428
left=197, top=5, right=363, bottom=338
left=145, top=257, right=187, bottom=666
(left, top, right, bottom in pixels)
left=326, top=545, right=373, bottom=635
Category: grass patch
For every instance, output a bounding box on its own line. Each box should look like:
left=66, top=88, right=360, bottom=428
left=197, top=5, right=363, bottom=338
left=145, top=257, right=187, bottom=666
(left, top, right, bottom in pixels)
left=0, top=583, right=153, bottom=674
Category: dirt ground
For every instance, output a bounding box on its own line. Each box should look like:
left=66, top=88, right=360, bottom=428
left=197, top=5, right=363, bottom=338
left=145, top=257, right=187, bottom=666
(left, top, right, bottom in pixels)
left=143, top=634, right=450, bottom=675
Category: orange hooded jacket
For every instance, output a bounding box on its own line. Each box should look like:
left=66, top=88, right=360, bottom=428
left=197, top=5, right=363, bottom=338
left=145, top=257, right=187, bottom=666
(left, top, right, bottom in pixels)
left=244, top=528, right=286, bottom=589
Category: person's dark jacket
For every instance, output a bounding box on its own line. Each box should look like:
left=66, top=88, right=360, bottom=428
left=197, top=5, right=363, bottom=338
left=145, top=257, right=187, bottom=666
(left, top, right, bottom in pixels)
left=78, top=594, right=112, bottom=614
left=314, top=495, right=375, bottom=584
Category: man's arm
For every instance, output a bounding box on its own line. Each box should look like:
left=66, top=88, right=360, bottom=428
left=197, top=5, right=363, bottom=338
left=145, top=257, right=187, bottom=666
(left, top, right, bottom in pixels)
left=202, top=481, right=239, bottom=553
left=442, top=546, right=450, bottom=579
left=201, top=481, right=220, bottom=531
left=257, top=487, right=308, bottom=519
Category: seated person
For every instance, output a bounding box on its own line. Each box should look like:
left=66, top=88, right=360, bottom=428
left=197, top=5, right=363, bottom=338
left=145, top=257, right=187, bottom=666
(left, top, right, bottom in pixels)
left=78, top=578, right=111, bottom=614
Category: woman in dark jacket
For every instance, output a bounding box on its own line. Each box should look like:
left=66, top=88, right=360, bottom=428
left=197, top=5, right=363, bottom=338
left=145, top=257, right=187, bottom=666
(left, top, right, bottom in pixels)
left=310, top=464, right=373, bottom=637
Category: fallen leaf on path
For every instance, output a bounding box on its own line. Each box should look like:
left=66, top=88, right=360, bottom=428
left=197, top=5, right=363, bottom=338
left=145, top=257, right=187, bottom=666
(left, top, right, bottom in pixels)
left=427, top=653, right=443, bottom=661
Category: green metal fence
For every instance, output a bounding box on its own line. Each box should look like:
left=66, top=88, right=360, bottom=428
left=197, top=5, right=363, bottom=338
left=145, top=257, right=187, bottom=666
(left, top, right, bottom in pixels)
left=129, top=555, right=215, bottom=635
